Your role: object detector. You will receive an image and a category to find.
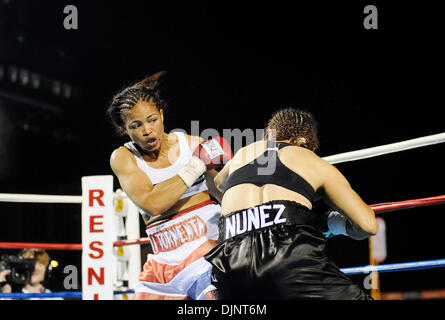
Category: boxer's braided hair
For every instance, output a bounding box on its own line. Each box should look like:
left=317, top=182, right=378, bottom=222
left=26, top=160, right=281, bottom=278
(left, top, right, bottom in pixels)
left=107, top=71, right=167, bottom=136
left=265, top=107, right=319, bottom=151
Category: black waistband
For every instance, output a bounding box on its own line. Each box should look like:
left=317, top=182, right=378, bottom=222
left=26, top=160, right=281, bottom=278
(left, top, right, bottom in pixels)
left=218, top=200, right=318, bottom=242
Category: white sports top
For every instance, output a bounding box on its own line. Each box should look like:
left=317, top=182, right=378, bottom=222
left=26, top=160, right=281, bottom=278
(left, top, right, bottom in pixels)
left=124, top=131, right=208, bottom=216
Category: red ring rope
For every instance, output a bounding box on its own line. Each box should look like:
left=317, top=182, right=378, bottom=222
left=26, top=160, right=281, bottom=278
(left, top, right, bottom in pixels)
left=1, top=194, right=445, bottom=250
left=0, top=242, right=82, bottom=250
left=370, top=194, right=445, bottom=213
left=113, top=238, right=150, bottom=247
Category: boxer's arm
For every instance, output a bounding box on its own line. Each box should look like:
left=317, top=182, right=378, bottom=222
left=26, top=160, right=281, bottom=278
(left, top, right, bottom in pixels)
left=214, top=161, right=231, bottom=193
left=313, top=193, right=374, bottom=240
left=321, top=209, right=375, bottom=240
left=110, top=147, right=189, bottom=216
left=315, top=156, right=378, bottom=237
left=344, top=217, right=375, bottom=240
left=205, top=169, right=223, bottom=203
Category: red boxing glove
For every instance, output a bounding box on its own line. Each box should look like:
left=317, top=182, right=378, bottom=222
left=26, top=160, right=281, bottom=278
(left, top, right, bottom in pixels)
left=193, top=137, right=233, bottom=170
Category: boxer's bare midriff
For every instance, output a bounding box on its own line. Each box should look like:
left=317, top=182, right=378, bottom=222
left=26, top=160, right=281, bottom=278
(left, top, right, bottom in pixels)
left=221, top=184, right=312, bottom=216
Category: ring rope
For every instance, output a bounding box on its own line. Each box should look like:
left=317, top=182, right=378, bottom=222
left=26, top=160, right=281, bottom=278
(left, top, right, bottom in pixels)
left=0, top=132, right=443, bottom=204
left=1, top=259, right=443, bottom=299
left=0, top=289, right=134, bottom=299
left=1, top=194, right=444, bottom=250
left=370, top=194, right=445, bottom=213
left=341, top=258, right=445, bottom=275
left=113, top=238, right=151, bottom=247
left=0, top=291, right=82, bottom=299
left=322, top=132, right=445, bottom=164
left=0, top=242, right=82, bottom=250
left=0, top=193, right=82, bottom=203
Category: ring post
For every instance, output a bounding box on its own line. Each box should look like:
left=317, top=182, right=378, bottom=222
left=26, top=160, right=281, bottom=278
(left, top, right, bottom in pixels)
left=125, top=200, right=141, bottom=292
left=81, top=175, right=117, bottom=300
left=368, top=238, right=381, bottom=300
left=112, top=190, right=141, bottom=299
left=370, top=217, right=387, bottom=299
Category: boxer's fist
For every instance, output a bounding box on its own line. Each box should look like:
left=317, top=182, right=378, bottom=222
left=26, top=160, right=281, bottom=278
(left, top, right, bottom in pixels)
left=193, top=137, right=233, bottom=170
left=312, top=199, right=347, bottom=238
left=178, top=137, right=233, bottom=187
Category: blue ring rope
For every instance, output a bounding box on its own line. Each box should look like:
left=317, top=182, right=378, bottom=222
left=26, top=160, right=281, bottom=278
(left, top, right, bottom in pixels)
left=0, top=291, right=82, bottom=299
left=341, top=258, right=445, bottom=275
left=1, top=259, right=444, bottom=298
left=0, top=289, right=135, bottom=299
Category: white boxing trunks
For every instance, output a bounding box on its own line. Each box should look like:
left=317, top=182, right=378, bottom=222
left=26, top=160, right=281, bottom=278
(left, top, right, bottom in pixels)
left=133, top=200, right=220, bottom=300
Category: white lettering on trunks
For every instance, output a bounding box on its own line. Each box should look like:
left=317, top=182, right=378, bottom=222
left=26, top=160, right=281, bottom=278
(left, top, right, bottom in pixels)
left=225, top=204, right=287, bottom=239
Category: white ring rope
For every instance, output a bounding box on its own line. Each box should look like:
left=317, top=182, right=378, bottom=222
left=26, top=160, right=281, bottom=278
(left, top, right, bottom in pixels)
left=322, top=132, right=445, bottom=165
left=0, top=191, right=128, bottom=204
left=0, top=132, right=444, bottom=203
left=0, top=193, right=82, bottom=203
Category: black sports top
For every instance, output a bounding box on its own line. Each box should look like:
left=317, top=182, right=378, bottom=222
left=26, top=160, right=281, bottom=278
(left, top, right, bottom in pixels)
left=223, top=141, right=316, bottom=203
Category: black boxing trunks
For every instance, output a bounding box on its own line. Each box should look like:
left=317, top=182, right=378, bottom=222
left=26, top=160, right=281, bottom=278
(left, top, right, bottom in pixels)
left=204, top=200, right=372, bottom=300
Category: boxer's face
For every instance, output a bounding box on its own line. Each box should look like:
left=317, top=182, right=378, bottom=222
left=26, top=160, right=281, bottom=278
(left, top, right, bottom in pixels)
left=124, top=100, right=165, bottom=153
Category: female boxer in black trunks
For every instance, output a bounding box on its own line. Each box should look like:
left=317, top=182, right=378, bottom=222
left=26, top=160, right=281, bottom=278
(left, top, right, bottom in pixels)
left=204, top=107, right=378, bottom=300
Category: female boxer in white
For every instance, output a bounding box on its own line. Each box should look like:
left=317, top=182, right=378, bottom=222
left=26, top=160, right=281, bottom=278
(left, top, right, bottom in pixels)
left=107, top=72, right=232, bottom=300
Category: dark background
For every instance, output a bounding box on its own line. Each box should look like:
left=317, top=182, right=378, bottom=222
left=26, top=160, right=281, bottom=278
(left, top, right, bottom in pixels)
left=0, top=1, right=444, bottom=296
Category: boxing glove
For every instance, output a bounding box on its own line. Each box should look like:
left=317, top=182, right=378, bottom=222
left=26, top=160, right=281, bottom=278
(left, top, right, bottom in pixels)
left=312, top=199, right=347, bottom=238
left=325, top=210, right=348, bottom=237
left=192, top=137, right=233, bottom=170
left=178, top=137, right=233, bottom=187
